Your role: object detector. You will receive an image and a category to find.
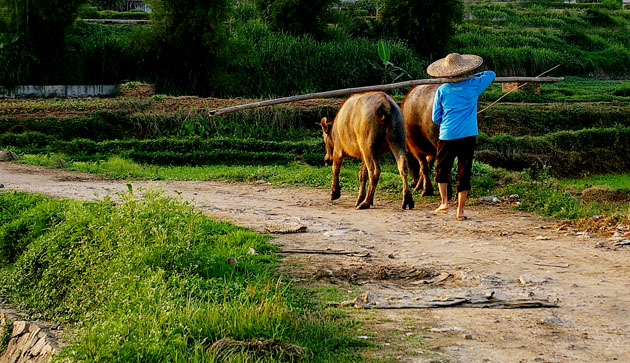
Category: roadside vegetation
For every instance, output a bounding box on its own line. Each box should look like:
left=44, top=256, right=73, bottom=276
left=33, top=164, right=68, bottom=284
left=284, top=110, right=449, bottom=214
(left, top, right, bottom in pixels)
left=0, top=190, right=363, bottom=361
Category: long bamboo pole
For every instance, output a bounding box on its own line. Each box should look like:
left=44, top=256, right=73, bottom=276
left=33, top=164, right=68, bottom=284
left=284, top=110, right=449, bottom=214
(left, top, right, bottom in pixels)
left=208, top=76, right=564, bottom=117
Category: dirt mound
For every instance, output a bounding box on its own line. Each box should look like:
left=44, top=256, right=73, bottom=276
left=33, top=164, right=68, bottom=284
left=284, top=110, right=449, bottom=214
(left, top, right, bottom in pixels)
left=313, top=264, right=438, bottom=284
left=579, top=186, right=630, bottom=203
left=118, top=83, right=155, bottom=98
left=210, top=338, right=304, bottom=361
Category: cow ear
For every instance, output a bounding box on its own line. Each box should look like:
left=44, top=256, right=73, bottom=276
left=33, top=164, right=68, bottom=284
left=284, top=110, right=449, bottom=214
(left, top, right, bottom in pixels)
left=321, top=117, right=330, bottom=134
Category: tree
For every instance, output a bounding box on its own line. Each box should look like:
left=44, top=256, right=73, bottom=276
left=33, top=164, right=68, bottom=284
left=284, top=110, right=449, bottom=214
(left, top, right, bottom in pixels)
left=379, top=0, right=463, bottom=58
left=0, top=0, right=86, bottom=84
left=255, top=0, right=335, bottom=37
left=145, top=0, right=231, bottom=95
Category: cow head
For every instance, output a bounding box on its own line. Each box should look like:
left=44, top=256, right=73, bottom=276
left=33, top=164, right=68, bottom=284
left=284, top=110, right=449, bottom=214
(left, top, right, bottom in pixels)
left=320, top=117, right=334, bottom=166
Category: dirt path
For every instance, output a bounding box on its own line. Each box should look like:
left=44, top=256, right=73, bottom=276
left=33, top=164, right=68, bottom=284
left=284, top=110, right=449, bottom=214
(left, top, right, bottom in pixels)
left=1, top=163, right=629, bottom=362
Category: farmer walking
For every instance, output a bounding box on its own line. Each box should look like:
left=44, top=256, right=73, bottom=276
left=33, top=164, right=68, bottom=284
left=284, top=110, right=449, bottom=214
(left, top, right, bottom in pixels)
left=428, top=53, right=495, bottom=220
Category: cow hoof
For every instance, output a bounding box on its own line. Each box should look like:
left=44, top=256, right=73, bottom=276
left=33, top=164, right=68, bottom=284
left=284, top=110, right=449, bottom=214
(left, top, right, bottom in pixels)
left=331, top=188, right=341, bottom=200
left=402, top=193, right=414, bottom=210
left=355, top=198, right=366, bottom=208
left=356, top=201, right=371, bottom=210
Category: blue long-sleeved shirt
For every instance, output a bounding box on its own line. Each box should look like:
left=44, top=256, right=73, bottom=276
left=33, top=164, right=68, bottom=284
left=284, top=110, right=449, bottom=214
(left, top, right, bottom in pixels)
left=432, top=71, right=496, bottom=140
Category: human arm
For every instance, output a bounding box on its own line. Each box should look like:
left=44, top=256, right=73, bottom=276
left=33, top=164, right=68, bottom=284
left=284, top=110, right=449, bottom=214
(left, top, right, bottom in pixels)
left=470, top=71, right=496, bottom=94
left=432, top=88, right=443, bottom=125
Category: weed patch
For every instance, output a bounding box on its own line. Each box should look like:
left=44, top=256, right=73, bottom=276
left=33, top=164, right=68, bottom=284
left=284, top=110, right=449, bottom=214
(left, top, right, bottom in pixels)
left=0, top=190, right=363, bottom=361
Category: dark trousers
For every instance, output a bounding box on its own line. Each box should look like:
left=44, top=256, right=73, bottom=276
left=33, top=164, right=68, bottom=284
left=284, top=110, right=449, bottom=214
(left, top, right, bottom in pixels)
left=435, top=136, right=476, bottom=193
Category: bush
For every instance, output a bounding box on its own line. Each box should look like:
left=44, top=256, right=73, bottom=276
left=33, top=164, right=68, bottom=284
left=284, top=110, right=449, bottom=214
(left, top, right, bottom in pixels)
left=379, top=0, right=463, bottom=57
left=255, top=0, right=335, bottom=37
left=0, top=191, right=360, bottom=361
left=613, top=84, right=630, bottom=97
left=601, top=0, right=622, bottom=10
left=145, top=0, right=231, bottom=95
left=223, top=22, right=426, bottom=97
left=0, top=0, right=86, bottom=85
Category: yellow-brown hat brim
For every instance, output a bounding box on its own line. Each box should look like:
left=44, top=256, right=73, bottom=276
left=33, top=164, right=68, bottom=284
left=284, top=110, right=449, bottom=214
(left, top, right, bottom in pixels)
left=427, top=53, right=483, bottom=78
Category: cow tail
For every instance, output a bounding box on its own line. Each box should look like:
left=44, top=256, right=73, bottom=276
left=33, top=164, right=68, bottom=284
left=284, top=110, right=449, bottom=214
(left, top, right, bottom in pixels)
left=376, top=97, right=392, bottom=125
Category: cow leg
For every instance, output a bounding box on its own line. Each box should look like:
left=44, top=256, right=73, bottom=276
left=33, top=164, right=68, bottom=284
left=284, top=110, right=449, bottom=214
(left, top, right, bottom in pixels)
left=390, top=145, right=414, bottom=210
left=357, top=157, right=379, bottom=210
left=356, top=162, right=368, bottom=207
left=420, top=154, right=434, bottom=197
left=408, top=154, right=422, bottom=192
left=330, top=157, right=343, bottom=201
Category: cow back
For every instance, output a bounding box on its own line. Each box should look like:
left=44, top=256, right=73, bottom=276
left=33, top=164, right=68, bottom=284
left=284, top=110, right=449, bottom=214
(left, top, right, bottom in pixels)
left=401, top=84, right=440, bottom=158
left=332, top=92, right=397, bottom=158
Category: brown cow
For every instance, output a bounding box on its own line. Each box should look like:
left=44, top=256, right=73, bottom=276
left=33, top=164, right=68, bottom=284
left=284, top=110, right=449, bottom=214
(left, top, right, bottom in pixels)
left=400, top=84, right=442, bottom=197
left=321, top=92, right=414, bottom=210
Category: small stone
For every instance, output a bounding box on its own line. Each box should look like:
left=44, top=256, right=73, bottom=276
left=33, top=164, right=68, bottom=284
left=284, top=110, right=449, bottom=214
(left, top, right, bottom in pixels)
left=509, top=194, right=520, bottom=200
left=464, top=334, right=473, bottom=340
left=0, top=184, right=4, bottom=188
left=596, top=242, right=606, bottom=248
left=0, top=149, right=18, bottom=162
left=519, top=274, right=548, bottom=285
left=535, top=236, right=551, bottom=240
left=430, top=326, right=465, bottom=333
left=256, top=179, right=267, bottom=184
left=478, top=195, right=498, bottom=202
left=247, top=247, right=257, bottom=255
left=12, top=321, right=29, bottom=336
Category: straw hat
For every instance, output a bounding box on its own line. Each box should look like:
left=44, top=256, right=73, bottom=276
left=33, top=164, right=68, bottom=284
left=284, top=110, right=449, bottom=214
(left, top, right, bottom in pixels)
left=427, top=53, right=483, bottom=78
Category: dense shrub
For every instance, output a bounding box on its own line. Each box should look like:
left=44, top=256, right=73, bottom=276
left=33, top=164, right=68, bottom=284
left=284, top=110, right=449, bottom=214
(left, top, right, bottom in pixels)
left=379, top=0, right=463, bottom=57
left=255, top=0, right=335, bottom=37
left=223, top=22, right=426, bottom=97
left=602, top=0, right=622, bottom=11
left=0, top=191, right=359, bottom=360
left=88, top=0, right=125, bottom=10
left=0, top=0, right=86, bottom=85
left=613, top=84, right=630, bottom=97
left=144, top=0, right=231, bottom=95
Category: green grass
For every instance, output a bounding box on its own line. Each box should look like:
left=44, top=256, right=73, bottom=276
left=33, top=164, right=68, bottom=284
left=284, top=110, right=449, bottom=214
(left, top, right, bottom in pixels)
left=559, top=173, right=630, bottom=190
left=0, top=190, right=364, bottom=362
left=17, top=154, right=407, bottom=194
left=455, top=2, right=630, bottom=77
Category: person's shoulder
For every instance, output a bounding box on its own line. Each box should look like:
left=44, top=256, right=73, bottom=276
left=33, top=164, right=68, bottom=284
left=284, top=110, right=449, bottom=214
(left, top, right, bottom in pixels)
left=436, top=83, right=448, bottom=95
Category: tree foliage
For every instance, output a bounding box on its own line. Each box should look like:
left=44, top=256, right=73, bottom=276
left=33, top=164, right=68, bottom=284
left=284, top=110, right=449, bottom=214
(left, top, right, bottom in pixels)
left=145, top=0, right=231, bottom=95
left=379, top=0, right=463, bottom=58
left=255, top=0, right=335, bottom=37
left=87, top=0, right=125, bottom=10
left=0, top=0, right=86, bottom=85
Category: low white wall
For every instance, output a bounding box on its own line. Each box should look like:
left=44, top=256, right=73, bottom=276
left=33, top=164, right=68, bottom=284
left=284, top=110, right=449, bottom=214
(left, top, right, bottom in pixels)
left=0, top=85, right=118, bottom=98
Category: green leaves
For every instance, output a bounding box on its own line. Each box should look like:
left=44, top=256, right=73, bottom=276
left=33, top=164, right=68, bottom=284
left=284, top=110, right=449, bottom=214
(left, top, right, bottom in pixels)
left=377, top=39, right=390, bottom=64
left=0, top=190, right=360, bottom=361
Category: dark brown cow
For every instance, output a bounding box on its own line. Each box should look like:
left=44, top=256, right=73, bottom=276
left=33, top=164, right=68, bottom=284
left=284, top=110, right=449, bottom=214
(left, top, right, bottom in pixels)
left=321, top=92, right=414, bottom=210
left=400, top=84, right=441, bottom=197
